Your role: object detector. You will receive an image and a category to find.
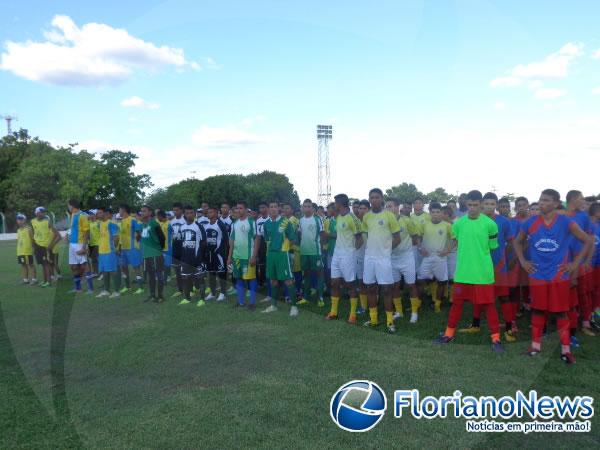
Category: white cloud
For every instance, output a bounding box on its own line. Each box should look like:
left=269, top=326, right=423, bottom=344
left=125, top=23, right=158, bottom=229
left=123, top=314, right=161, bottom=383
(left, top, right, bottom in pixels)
left=0, top=15, right=201, bottom=86
left=121, top=96, right=159, bottom=110
left=191, top=125, right=266, bottom=148
left=489, top=76, right=521, bottom=88
left=494, top=101, right=506, bottom=110
left=592, top=86, right=600, bottom=95
left=534, top=87, right=566, bottom=100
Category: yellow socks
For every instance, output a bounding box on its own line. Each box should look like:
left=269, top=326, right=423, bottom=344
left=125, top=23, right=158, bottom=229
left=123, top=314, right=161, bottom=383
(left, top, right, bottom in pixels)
left=369, top=307, right=378, bottom=325
left=431, top=283, right=438, bottom=301
left=360, top=294, right=368, bottom=309
left=393, top=297, right=403, bottom=317
left=434, top=299, right=442, bottom=313
left=410, top=297, right=421, bottom=314
left=350, top=297, right=358, bottom=316
left=330, top=296, right=339, bottom=316
left=386, top=311, right=394, bottom=326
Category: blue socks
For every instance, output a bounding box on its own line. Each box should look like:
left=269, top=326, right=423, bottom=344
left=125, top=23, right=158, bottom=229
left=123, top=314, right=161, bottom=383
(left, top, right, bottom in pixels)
left=85, top=272, right=94, bottom=291
left=236, top=279, right=245, bottom=305
left=249, top=279, right=257, bottom=305
left=74, top=275, right=81, bottom=291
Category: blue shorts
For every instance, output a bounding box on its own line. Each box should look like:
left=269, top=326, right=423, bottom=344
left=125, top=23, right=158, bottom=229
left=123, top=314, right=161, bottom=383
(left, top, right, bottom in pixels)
left=120, top=249, right=142, bottom=268
left=99, top=253, right=118, bottom=273
left=163, top=251, right=172, bottom=268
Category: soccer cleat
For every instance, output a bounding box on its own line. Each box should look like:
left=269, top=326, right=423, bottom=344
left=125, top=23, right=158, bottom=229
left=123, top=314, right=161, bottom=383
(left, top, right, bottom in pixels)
left=178, top=299, right=191, bottom=305
left=108, top=292, right=120, bottom=299
left=325, top=313, right=338, bottom=320
left=205, top=294, right=216, bottom=301
left=290, top=306, right=299, bottom=317
left=570, top=336, right=580, bottom=348
left=458, top=325, right=481, bottom=334
left=21, top=279, right=29, bottom=285
left=433, top=334, right=454, bottom=345
left=196, top=299, right=206, bottom=307
left=134, top=288, right=144, bottom=295
left=347, top=315, right=357, bottom=324
left=581, top=327, right=596, bottom=337
left=363, top=320, right=377, bottom=328
left=171, top=291, right=182, bottom=298
left=317, top=299, right=325, bottom=307
left=356, top=307, right=366, bottom=315
left=410, top=313, right=418, bottom=324
left=504, top=331, right=517, bottom=343
left=40, top=282, right=50, bottom=288
left=262, top=305, right=278, bottom=313
left=524, top=347, right=541, bottom=357
left=216, top=293, right=226, bottom=302
left=260, top=296, right=272, bottom=304
left=297, top=298, right=309, bottom=305
left=119, top=287, right=129, bottom=294
left=96, top=290, right=110, bottom=298
left=491, top=342, right=505, bottom=353
left=393, top=312, right=403, bottom=321
left=226, top=287, right=236, bottom=295
left=205, top=287, right=211, bottom=295
left=97, top=274, right=104, bottom=281
left=561, top=352, right=576, bottom=364
left=387, top=324, right=397, bottom=334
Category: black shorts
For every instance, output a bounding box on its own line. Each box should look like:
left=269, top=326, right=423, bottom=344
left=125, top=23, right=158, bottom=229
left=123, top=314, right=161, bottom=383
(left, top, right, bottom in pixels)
left=34, top=245, right=50, bottom=265
left=144, top=255, right=164, bottom=273
left=89, top=246, right=99, bottom=259
left=205, top=251, right=226, bottom=273
left=18, top=255, right=34, bottom=265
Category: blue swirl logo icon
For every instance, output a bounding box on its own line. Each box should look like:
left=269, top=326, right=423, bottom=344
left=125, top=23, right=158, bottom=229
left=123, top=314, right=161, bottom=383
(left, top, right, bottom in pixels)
left=330, top=380, right=387, bottom=432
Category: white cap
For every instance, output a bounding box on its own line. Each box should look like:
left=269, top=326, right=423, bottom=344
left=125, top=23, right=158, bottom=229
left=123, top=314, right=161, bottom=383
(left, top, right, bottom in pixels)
left=90, top=209, right=98, bottom=215
left=34, top=206, right=46, bottom=214
left=16, top=213, right=27, bottom=220
left=115, top=213, right=122, bottom=220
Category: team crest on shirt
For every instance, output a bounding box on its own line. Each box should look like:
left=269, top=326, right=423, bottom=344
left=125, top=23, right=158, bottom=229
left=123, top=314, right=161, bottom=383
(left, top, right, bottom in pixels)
left=534, top=238, right=559, bottom=252
left=241, top=224, right=248, bottom=232
left=378, top=220, right=384, bottom=226
left=438, top=229, right=444, bottom=235
left=309, top=224, right=315, bottom=231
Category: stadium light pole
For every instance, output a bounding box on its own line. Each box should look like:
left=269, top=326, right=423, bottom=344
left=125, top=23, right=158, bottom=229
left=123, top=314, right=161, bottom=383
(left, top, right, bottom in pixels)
left=317, top=125, right=332, bottom=206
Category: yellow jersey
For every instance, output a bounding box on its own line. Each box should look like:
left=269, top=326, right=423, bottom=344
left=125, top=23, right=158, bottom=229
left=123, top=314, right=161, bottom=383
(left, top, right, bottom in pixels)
left=410, top=212, right=431, bottom=235
left=421, top=221, right=452, bottom=255
left=31, top=218, right=52, bottom=247
left=361, top=210, right=400, bottom=258
left=17, top=226, right=33, bottom=256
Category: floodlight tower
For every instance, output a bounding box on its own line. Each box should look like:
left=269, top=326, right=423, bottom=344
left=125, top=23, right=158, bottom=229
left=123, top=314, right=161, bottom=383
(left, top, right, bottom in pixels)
left=317, top=124, right=332, bottom=206
left=1, top=115, right=17, bottom=135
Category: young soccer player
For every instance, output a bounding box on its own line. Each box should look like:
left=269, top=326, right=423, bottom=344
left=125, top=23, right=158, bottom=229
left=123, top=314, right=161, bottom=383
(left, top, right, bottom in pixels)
left=434, top=190, right=504, bottom=353
left=88, top=211, right=100, bottom=277
left=31, top=206, right=60, bottom=287
left=514, top=189, right=592, bottom=364
left=460, top=193, right=515, bottom=340
left=157, top=209, right=173, bottom=286
left=326, top=194, right=363, bottom=323
left=455, top=194, right=468, bottom=218
left=67, top=199, right=93, bottom=294
left=507, top=197, right=530, bottom=323
left=95, top=207, right=121, bottom=298
left=138, top=206, right=166, bottom=303
left=355, top=200, right=370, bottom=314
left=497, top=197, right=511, bottom=218
left=118, top=205, right=144, bottom=295
left=202, top=206, right=229, bottom=302
left=282, top=202, right=303, bottom=302
left=362, top=188, right=401, bottom=333
left=565, top=190, right=596, bottom=338
left=401, top=201, right=413, bottom=218
left=323, top=202, right=337, bottom=295
left=385, top=198, right=420, bottom=323
left=529, top=202, right=540, bottom=216
left=227, top=201, right=259, bottom=309
left=441, top=205, right=457, bottom=302
left=255, top=202, right=270, bottom=298
left=16, top=213, right=37, bottom=285
left=257, top=201, right=298, bottom=315
left=298, top=199, right=326, bottom=307
left=178, top=206, right=205, bottom=304
left=170, top=202, right=186, bottom=297
left=351, top=200, right=360, bottom=217
left=417, top=202, right=453, bottom=316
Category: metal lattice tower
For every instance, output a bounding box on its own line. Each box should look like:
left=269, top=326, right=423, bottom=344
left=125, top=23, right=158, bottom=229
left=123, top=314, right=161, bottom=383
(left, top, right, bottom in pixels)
left=317, top=125, right=332, bottom=206
left=1, top=115, right=17, bottom=135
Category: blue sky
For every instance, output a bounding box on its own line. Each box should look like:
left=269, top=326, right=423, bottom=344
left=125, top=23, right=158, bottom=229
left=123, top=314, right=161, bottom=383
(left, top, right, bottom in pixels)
left=1, top=1, right=599, bottom=202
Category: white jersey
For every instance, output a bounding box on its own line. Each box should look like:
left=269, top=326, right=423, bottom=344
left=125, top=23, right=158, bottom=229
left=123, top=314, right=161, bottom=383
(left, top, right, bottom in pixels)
left=255, top=215, right=269, bottom=237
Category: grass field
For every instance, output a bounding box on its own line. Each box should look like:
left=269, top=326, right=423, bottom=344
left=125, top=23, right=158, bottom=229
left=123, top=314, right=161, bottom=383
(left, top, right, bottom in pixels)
left=1, top=240, right=599, bottom=449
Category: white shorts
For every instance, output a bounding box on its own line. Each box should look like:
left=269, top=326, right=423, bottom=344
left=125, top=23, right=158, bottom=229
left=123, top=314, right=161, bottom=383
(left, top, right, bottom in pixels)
left=447, top=252, right=457, bottom=280
left=392, top=251, right=416, bottom=284
left=363, top=256, right=394, bottom=285
left=331, top=252, right=356, bottom=283
left=412, top=246, right=423, bottom=271
left=69, top=243, right=88, bottom=265
left=418, top=255, right=448, bottom=282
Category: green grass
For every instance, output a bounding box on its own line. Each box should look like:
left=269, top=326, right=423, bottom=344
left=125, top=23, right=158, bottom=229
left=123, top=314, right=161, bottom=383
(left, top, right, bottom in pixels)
left=1, top=240, right=599, bottom=448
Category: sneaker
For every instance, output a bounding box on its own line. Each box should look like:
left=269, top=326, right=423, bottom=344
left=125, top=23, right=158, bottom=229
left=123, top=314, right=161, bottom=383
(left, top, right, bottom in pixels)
left=226, top=287, right=236, bottom=295
left=347, top=315, right=357, bottom=324
left=504, top=330, right=517, bottom=343
left=325, top=313, right=338, bottom=320
left=260, top=296, right=272, bottom=304
left=96, top=290, right=110, bottom=298
left=524, top=347, right=541, bottom=357
left=109, top=292, right=120, bottom=299
left=581, top=327, right=596, bottom=337
left=297, top=298, right=309, bottom=305
left=410, top=313, right=418, bottom=324
left=262, top=305, right=278, bottom=313
left=458, top=325, right=481, bottom=334
left=205, top=294, right=216, bottom=301
left=561, top=352, right=576, bottom=364
left=144, top=296, right=155, bottom=303
left=97, top=274, right=104, bottom=281
left=178, top=299, right=191, bottom=305
left=40, top=282, right=50, bottom=288
left=119, top=287, right=129, bottom=294
left=317, top=299, right=325, bottom=307
left=171, top=291, right=182, bottom=298
left=21, top=279, right=29, bottom=285
left=290, top=306, right=299, bottom=317
left=387, top=324, right=397, bottom=334
left=570, top=336, right=580, bottom=348
left=492, top=342, right=505, bottom=353
left=356, top=307, right=366, bottom=315
left=393, top=312, right=403, bottom=320
left=363, top=320, right=377, bottom=328
left=216, top=293, right=226, bottom=302
left=433, top=334, right=454, bottom=345
left=133, top=288, right=144, bottom=295
left=197, top=299, right=206, bottom=307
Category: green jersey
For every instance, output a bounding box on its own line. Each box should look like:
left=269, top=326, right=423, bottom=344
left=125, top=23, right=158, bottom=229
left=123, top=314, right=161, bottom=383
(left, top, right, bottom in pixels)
left=231, top=217, right=257, bottom=260
left=299, top=215, right=324, bottom=256
left=324, top=217, right=337, bottom=256
left=452, top=214, right=499, bottom=284
left=333, top=213, right=361, bottom=257
left=140, top=219, right=164, bottom=258
left=261, top=216, right=296, bottom=253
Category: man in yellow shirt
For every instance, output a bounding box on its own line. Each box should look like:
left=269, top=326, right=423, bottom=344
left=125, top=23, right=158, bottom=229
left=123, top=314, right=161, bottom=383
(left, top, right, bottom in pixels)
left=31, top=206, right=60, bottom=287
left=88, top=210, right=101, bottom=277
left=16, top=213, right=37, bottom=285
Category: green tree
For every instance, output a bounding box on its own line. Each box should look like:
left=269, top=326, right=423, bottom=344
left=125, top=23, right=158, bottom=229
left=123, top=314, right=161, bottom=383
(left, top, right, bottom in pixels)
left=385, top=183, right=425, bottom=203
left=425, top=187, right=452, bottom=203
